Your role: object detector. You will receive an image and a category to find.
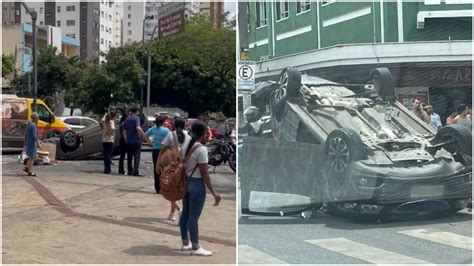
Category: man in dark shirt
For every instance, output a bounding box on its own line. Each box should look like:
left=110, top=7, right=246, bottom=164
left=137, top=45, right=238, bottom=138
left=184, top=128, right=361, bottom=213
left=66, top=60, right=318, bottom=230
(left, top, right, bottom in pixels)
left=122, top=107, right=146, bottom=176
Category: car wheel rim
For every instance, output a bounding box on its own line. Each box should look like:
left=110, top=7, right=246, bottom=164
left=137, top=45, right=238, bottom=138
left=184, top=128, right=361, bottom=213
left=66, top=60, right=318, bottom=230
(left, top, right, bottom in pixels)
left=274, top=88, right=286, bottom=101
left=64, top=132, right=76, bottom=146
left=372, top=76, right=382, bottom=94
left=279, top=69, right=288, bottom=91
left=328, top=137, right=350, bottom=173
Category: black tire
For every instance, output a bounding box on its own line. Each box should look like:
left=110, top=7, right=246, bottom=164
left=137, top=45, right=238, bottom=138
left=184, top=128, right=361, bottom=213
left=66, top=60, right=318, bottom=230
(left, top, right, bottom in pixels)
left=370, top=68, right=395, bottom=101
left=269, top=88, right=287, bottom=122
left=434, top=124, right=472, bottom=159
left=228, top=152, right=236, bottom=173
left=46, top=130, right=61, bottom=139
left=60, top=130, right=80, bottom=152
left=324, top=128, right=366, bottom=198
left=280, top=67, right=301, bottom=97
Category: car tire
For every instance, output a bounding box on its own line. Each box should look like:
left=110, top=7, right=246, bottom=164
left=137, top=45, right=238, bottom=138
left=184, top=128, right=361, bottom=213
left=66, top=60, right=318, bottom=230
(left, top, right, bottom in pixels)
left=433, top=124, right=472, bottom=160
left=324, top=128, right=366, bottom=198
left=370, top=68, right=395, bottom=101
left=279, top=67, right=301, bottom=97
left=269, top=88, right=287, bottom=122
left=60, top=130, right=80, bottom=152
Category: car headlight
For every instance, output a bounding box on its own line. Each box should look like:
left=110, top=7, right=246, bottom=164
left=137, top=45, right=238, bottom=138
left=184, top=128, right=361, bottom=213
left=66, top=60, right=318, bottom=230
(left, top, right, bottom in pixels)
left=358, top=178, right=368, bottom=185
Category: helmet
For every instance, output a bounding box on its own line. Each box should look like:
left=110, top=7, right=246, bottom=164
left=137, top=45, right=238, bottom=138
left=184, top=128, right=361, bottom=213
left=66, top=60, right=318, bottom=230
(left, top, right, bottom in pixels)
left=244, top=106, right=261, bottom=123
left=173, top=113, right=181, bottom=119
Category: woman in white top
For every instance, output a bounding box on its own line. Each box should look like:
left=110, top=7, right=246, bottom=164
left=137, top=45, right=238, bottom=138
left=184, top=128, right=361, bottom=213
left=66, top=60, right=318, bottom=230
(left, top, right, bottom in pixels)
left=159, top=118, right=189, bottom=221
left=178, top=121, right=221, bottom=256
left=102, top=110, right=116, bottom=174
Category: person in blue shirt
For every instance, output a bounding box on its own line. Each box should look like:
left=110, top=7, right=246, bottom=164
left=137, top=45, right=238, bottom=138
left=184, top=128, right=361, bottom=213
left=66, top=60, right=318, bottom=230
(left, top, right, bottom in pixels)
left=23, top=113, right=41, bottom=176
left=144, top=115, right=170, bottom=193
left=122, top=107, right=146, bottom=176
left=424, top=105, right=442, bottom=131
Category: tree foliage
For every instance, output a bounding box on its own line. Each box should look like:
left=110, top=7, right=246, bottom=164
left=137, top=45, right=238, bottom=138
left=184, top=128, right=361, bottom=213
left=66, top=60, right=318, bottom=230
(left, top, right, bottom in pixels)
left=144, top=17, right=236, bottom=117
left=2, top=54, right=15, bottom=78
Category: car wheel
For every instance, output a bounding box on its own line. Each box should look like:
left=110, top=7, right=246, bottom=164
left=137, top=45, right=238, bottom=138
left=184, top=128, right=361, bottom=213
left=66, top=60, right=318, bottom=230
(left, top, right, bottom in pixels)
left=324, top=128, right=366, bottom=199
left=46, top=130, right=61, bottom=139
left=60, top=130, right=80, bottom=152
left=433, top=124, right=472, bottom=163
left=269, top=87, right=287, bottom=122
left=370, top=68, right=395, bottom=101
left=228, top=152, right=236, bottom=173
left=280, top=67, right=301, bottom=97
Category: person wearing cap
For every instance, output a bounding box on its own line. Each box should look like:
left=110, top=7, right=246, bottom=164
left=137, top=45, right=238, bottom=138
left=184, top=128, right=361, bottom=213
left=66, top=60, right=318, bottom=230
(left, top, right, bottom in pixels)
left=240, top=106, right=263, bottom=137
left=23, top=113, right=42, bottom=176
left=424, top=105, right=442, bottom=131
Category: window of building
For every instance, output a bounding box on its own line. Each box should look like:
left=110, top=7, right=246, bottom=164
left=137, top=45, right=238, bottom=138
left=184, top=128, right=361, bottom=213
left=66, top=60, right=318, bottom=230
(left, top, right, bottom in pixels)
left=128, top=14, right=131, bottom=19
left=128, top=30, right=132, bottom=35
left=101, top=38, right=104, bottom=44
left=101, top=11, right=104, bottom=18
left=127, top=38, right=131, bottom=43
left=66, top=20, right=75, bottom=26
left=322, top=0, right=336, bottom=6
left=276, top=1, right=289, bottom=21
left=39, top=7, right=43, bottom=14
left=39, top=21, right=43, bottom=25
left=66, top=33, right=76, bottom=39
left=297, top=0, right=311, bottom=14
left=101, top=24, right=104, bottom=31
left=128, top=5, right=132, bottom=10
left=128, top=22, right=131, bottom=27
left=109, top=14, right=112, bottom=21
left=66, top=5, right=75, bottom=12
left=256, top=1, right=267, bottom=27
left=82, top=19, right=86, bottom=24
left=94, top=8, right=99, bottom=15
left=57, top=20, right=61, bottom=27
left=57, top=6, right=61, bottom=13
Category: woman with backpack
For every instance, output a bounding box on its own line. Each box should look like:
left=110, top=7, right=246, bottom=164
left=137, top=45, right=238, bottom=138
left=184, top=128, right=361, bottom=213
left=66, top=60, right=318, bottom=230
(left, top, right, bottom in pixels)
left=158, top=118, right=189, bottom=221
left=178, top=121, right=221, bottom=256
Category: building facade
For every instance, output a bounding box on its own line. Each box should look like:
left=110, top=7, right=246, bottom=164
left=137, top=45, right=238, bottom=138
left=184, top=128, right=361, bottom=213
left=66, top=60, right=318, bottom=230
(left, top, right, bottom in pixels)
left=122, top=0, right=145, bottom=45
left=243, top=0, right=472, bottom=122
left=2, top=1, right=122, bottom=62
left=2, top=23, right=80, bottom=73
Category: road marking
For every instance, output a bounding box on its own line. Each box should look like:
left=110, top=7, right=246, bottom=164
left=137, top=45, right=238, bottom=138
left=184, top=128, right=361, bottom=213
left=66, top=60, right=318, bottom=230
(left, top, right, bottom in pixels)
left=238, top=244, right=286, bottom=264
left=398, top=229, right=473, bottom=251
left=306, top=238, right=432, bottom=264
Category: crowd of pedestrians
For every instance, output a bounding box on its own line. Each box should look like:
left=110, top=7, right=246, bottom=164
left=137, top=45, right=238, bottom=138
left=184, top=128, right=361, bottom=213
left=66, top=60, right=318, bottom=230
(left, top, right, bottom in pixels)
left=411, top=98, right=472, bottom=131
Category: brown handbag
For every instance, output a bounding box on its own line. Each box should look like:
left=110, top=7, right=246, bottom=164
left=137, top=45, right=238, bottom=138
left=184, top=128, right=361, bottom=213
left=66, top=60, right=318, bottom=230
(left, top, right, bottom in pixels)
left=157, top=132, right=181, bottom=168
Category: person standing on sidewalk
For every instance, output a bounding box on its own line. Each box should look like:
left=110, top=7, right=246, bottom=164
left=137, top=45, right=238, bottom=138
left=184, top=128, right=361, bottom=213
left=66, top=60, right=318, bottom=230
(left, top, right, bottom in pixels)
left=122, top=107, right=146, bottom=176
left=23, top=113, right=41, bottom=176
left=179, top=121, right=221, bottom=256
left=118, top=112, right=128, bottom=175
left=159, top=118, right=189, bottom=221
left=144, top=115, right=169, bottom=193
left=102, top=110, right=116, bottom=174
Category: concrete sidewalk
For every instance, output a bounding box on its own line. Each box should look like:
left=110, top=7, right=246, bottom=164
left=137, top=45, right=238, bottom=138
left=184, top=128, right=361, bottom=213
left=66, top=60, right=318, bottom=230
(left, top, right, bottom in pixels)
left=2, top=154, right=236, bottom=264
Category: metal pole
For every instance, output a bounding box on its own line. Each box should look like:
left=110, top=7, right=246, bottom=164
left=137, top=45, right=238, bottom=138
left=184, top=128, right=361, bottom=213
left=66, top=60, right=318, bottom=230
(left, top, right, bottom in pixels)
left=141, top=18, right=145, bottom=106
left=146, top=25, right=159, bottom=115
left=32, top=12, right=37, bottom=112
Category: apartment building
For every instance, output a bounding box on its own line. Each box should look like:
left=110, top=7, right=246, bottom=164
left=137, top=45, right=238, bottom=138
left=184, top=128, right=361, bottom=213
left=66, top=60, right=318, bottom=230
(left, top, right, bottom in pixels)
left=122, top=0, right=145, bottom=45
left=2, top=1, right=121, bottom=62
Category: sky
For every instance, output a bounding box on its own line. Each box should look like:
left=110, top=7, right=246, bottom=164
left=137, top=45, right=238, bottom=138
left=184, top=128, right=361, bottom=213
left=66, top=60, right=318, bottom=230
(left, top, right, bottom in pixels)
left=224, top=1, right=237, bottom=17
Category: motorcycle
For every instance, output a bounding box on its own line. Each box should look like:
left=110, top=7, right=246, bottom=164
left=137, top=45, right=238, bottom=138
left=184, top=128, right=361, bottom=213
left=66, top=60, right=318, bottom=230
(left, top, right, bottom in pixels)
left=207, top=136, right=236, bottom=173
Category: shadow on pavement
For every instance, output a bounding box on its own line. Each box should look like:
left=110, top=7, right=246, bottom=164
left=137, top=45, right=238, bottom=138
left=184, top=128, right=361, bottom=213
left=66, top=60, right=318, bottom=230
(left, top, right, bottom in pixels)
left=122, top=245, right=184, bottom=257
left=124, top=216, right=170, bottom=225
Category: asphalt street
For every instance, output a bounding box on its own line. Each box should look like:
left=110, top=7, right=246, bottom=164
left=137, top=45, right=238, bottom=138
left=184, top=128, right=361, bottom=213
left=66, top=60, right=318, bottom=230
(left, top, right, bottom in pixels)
left=2, top=151, right=236, bottom=264
left=238, top=189, right=473, bottom=264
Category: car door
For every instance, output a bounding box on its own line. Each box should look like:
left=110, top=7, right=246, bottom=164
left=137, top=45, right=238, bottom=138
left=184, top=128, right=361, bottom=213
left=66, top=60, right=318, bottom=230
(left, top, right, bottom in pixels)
left=64, top=118, right=82, bottom=131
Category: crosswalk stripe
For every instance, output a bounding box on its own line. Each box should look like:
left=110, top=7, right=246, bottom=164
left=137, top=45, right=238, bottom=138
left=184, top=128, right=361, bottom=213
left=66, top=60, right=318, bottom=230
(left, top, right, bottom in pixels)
left=306, top=238, right=432, bottom=264
left=398, top=229, right=473, bottom=251
left=238, top=244, right=286, bottom=264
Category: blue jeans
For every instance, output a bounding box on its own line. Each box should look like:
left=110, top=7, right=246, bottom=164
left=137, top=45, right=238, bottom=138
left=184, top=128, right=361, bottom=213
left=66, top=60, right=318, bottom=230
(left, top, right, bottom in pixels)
left=102, top=142, right=113, bottom=173
left=179, top=178, right=206, bottom=249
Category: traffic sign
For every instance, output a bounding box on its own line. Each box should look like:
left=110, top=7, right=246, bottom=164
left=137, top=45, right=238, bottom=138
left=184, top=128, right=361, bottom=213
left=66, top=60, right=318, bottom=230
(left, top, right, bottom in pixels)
left=238, top=61, right=255, bottom=91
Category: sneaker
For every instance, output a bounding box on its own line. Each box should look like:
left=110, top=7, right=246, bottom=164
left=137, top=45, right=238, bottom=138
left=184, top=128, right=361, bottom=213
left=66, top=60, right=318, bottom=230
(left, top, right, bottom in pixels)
left=181, top=243, right=192, bottom=251
left=191, top=247, right=212, bottom=256
left=168, top=213, right=176, bottom=221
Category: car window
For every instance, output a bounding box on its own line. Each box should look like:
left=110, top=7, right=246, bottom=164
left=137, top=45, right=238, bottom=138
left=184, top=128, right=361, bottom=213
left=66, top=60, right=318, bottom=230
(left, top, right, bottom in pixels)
left=81, top=118, right=95, bottom=126
left=35, top=104, right=52, bottom=123
left=65, top=118, right=80, bottom=125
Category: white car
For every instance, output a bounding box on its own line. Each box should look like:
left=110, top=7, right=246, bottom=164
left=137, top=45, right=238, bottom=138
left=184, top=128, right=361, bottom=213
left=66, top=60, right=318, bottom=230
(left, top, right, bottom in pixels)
left=59, top=116, right=99, bottom=131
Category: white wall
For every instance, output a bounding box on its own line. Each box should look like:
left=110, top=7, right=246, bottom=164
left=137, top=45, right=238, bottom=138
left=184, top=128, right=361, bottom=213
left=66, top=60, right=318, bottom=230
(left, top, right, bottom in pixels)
left=55, top=2, right=80, bottom=40
left=123, top=0, right=145, bottom=45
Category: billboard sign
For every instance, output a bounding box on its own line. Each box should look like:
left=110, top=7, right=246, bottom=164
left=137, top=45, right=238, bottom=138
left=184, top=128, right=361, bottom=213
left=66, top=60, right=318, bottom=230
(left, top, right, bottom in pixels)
left=158, top=2, right=186, bottom=40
